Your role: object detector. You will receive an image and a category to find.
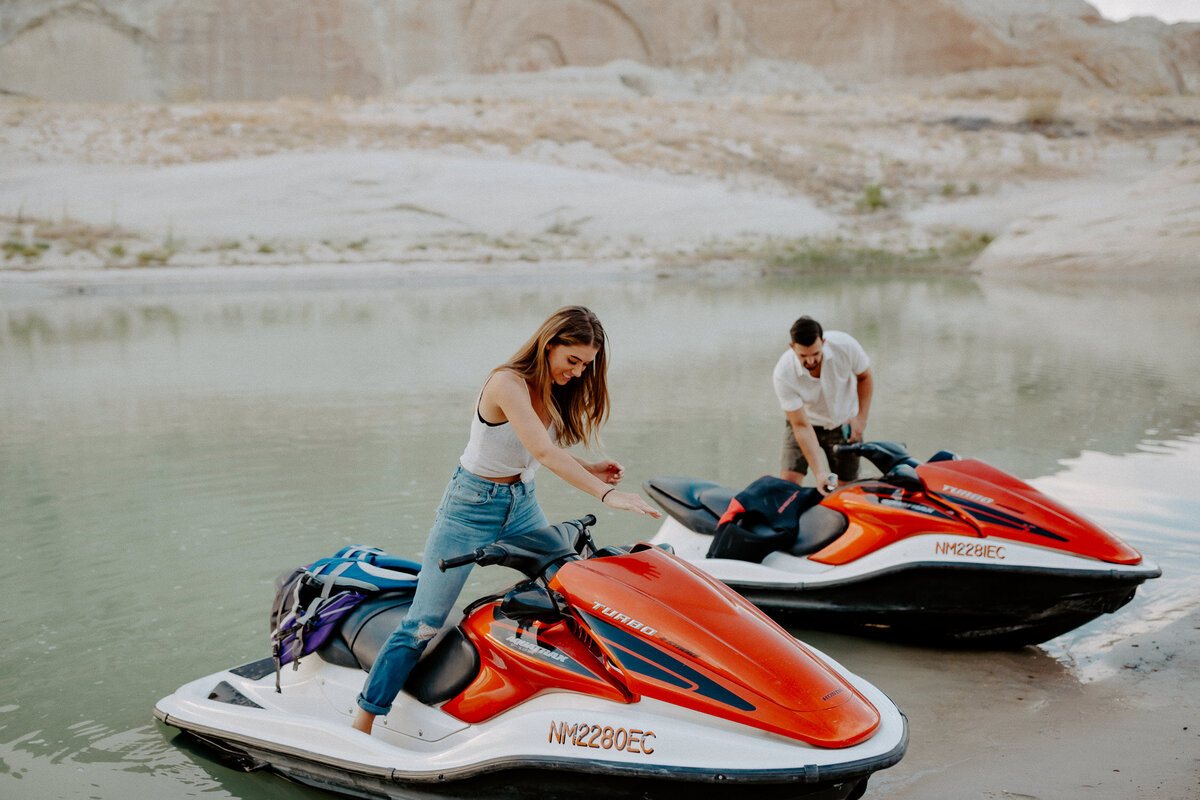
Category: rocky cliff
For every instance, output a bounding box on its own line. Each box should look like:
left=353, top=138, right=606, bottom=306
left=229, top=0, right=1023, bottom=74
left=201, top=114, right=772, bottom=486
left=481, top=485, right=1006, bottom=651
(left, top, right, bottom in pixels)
left=1, top=0, right=1197, bottom=102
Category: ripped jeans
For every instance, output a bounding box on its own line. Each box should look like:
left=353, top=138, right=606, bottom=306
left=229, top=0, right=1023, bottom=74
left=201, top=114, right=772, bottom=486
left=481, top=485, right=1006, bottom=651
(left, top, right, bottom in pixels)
left=356, top=466, right=548, bottom=715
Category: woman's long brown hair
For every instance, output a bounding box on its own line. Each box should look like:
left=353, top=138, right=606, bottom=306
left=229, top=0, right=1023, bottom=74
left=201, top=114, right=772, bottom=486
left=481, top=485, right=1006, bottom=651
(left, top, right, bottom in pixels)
left=494, top=305, right=609, bottom=448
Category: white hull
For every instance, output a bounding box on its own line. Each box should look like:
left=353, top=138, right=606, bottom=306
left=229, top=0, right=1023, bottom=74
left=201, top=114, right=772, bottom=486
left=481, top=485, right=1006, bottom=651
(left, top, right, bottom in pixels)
left=651, top=517, right=1161, bottom=588
left=650, top=517, right=1161, bottom=646
left=155, top=646, right=907, bottom=791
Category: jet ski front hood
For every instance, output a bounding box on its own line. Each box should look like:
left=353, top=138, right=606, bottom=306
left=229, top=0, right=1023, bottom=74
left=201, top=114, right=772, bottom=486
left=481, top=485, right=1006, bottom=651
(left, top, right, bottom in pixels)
left=551, top=546, right=882, bottom=748
left=918, top=459, right=1145, bottom=564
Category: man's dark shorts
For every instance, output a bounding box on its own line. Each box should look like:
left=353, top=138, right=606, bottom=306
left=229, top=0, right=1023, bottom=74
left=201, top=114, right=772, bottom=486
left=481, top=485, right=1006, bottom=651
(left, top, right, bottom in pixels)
left=781, top=420, right=860, bottom=481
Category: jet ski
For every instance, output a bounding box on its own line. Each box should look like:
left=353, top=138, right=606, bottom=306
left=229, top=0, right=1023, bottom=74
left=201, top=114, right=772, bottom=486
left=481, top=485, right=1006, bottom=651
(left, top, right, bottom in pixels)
left=644, top=441, right=1161, bottom=648
left=154, top=515, right=907, bottom=799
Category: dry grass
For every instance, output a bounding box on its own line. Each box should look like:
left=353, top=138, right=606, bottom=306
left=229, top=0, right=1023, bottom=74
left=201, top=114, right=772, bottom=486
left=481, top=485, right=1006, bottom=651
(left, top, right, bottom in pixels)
left=1, top=214, right=166, bottom=267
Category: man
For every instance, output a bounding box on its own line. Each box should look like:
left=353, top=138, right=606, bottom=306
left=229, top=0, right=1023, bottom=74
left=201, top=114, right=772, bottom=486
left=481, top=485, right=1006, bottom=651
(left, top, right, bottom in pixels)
left=773, top=316, right=873, bottom=493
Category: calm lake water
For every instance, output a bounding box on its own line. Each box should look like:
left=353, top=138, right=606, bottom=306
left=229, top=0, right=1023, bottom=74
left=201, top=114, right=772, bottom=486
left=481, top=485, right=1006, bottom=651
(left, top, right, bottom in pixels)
left=2, top=268, right=1197, bottom=798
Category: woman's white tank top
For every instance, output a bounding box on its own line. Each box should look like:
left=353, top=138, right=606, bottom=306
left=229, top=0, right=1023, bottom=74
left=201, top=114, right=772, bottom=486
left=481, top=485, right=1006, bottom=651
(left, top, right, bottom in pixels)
left=459, top=378, right=555, bottom=483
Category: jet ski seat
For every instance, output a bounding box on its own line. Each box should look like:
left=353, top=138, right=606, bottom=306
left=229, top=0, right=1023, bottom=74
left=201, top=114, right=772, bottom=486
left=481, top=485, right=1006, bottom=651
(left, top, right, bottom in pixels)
left=319, top=592, right=411, bottom=671
left=792, top=505, right=850, bottom=557
left=642, top=476, right=735, bottom=536
left=697, top=486, right=737, bottom=519
left=707, top=477, right=828, bottom=562
left=647, top=474, right=847, bottom=560
left=319, top=598, right=479, bottom=706
left=406, top=627, right=480, bottom=705
left=713, top=494, right=848, bottom=560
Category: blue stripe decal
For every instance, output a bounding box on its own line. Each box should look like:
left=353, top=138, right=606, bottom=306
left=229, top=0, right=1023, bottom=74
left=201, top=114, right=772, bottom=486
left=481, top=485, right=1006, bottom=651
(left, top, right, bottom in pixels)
left=946, top=497, right=1069, bottom=542
left=582, top=612, right=755, bottom=712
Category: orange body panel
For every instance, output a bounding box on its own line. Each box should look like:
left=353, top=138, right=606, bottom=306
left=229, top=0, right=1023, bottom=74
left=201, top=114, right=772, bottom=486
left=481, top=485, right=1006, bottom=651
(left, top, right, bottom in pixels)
left=809, top=484, right=977, bottom=565
left=808, top=459, right=1144, bottom=566
left=442, top=608, right=631, bottom=723
left=551, top=547, right=881, bottom=747
left=916, top=460, right=1143, bottom=564
left=440, top=547, right=881, bottom=748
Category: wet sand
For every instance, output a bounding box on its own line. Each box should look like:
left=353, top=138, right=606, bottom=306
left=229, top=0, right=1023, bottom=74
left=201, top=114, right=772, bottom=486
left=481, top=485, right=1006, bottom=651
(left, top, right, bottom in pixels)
left=839, top=607, right=1200, bottom=798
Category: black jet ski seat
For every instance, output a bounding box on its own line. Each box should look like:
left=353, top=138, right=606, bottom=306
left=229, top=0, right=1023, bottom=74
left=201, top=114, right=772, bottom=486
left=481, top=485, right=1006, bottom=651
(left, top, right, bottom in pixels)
left=642, top=476, right=736, bottom=536
left=706, top=476, right=832, bottom=563
left=793, top=504, right=850, bottom=556
left=645, top=474, right=848, bottom=562
left=319, top=596, right=478, bottom=706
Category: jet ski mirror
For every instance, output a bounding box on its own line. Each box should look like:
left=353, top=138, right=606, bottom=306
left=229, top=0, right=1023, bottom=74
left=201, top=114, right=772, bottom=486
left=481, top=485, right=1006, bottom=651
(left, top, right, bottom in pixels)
left=833, top=441, right=918, bottom=476
left=500, top=582, right=562, bottom=623
left=497, top=523, right=584, bottom=579
left=887, top=463, right=925, bottom=492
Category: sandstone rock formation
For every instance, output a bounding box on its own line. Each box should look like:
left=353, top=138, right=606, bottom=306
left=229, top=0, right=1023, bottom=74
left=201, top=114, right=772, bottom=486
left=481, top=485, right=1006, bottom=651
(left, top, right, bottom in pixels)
left=1, top=0, right=1197, bottom=102
left=971, top=153, right=1200, bottom=279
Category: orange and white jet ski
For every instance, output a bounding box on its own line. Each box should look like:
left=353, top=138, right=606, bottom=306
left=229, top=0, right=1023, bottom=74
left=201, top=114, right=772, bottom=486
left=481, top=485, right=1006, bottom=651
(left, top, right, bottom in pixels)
left=154, top=515, right=907, bottom=799
left=645, top=441, right=1160, bottom=647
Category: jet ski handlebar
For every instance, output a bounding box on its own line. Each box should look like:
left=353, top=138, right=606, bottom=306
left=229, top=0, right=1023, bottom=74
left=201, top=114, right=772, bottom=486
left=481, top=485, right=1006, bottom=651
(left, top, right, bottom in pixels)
left=832, top=440, right=920, bottom=475
left=439, top=550, right=486, bottom=571
left=438, top=515, right=599, bottom=579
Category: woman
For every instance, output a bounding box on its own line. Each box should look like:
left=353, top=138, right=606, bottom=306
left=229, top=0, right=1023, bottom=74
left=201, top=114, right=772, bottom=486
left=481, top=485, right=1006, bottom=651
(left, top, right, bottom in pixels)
left=352, top=305, right=660, bottom=734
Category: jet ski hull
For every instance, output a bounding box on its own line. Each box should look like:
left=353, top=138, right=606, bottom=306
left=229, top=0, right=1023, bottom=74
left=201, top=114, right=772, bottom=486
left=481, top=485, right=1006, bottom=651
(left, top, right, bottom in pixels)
left=727, top=561, right=1151, bottom=647
left=154, top=650, right=908, bottom=799
left=651, top=517, right=1161, bottom=647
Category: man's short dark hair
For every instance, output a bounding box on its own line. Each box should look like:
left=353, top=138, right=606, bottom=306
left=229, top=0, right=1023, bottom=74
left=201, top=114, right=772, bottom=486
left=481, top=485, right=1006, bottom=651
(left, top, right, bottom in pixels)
left=790, top=316, right=823, bottom=346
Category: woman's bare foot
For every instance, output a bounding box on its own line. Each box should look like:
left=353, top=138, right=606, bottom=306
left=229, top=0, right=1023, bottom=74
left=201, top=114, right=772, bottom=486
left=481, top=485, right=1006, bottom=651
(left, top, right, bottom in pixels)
left=351, top=707, right=376, bottom=735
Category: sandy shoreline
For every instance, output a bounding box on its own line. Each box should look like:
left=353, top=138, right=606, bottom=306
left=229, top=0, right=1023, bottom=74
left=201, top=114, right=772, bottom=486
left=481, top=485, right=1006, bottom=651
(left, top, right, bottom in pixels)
left=3, top=75, right=1199, bottom=286
left=867, top=605, right=1200, bottom=798
left=2, top=69, right=1198, bottom=797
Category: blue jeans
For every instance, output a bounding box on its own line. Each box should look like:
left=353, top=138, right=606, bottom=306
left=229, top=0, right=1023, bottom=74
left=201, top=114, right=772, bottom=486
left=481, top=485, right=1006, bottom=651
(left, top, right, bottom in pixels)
left=356, top=466, right=548, bottom=715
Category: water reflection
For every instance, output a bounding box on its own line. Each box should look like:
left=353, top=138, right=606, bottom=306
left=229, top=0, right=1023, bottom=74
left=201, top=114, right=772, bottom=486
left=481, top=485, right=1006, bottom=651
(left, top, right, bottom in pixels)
left=1, top=270, right=1197, bottom=799
left=1034, top=434, right=1200, bottom=678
